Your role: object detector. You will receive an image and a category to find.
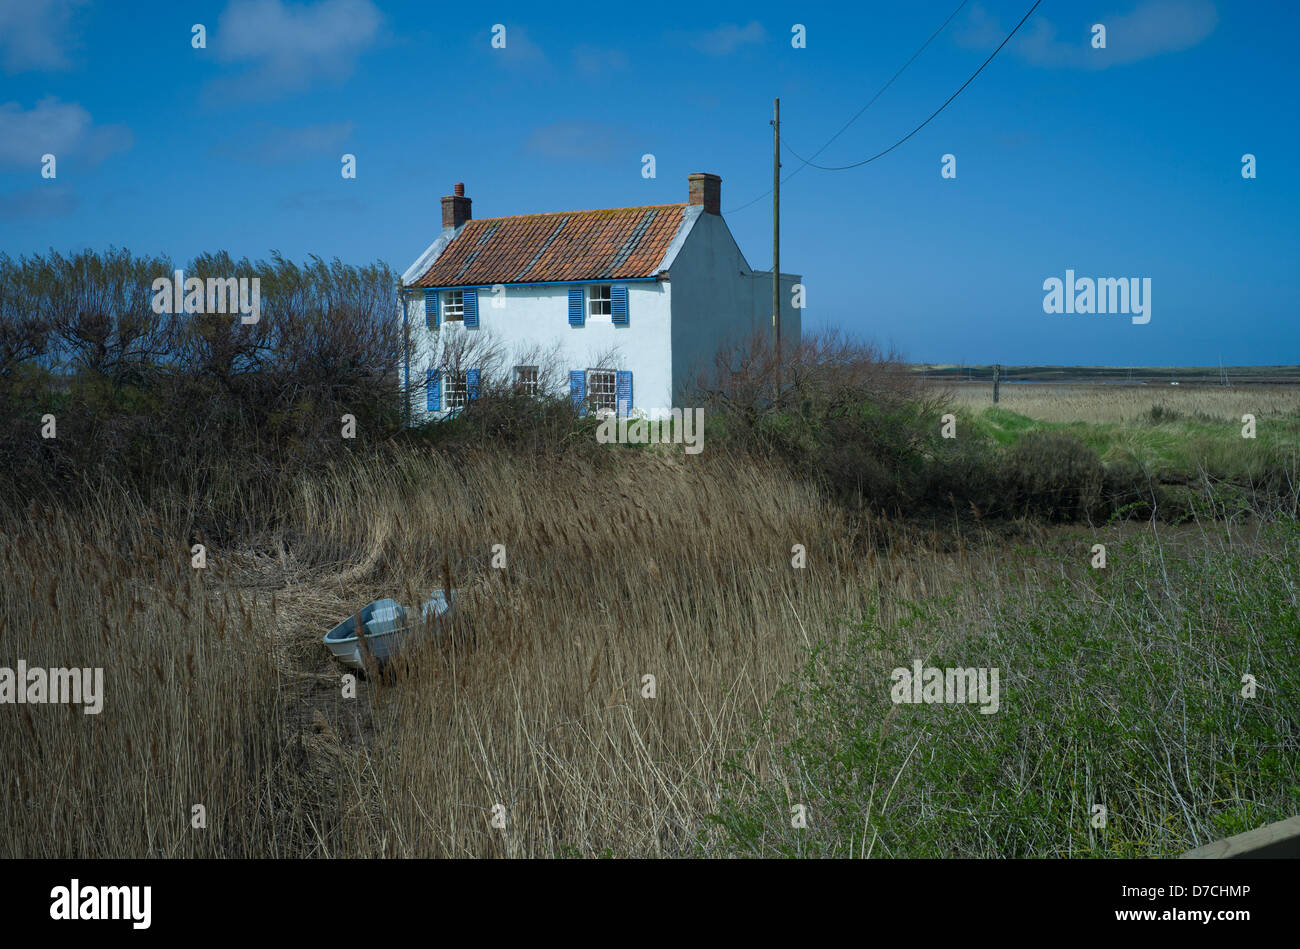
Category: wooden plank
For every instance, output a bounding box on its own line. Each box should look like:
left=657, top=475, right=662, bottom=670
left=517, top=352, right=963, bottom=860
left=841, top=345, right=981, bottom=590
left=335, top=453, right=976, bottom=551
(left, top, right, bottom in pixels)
left=1180, top=815, right=1300, bottom=859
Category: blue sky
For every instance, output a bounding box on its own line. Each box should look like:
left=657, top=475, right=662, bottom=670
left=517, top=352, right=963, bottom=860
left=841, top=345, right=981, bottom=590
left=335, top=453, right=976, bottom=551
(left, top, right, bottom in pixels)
left=1, top=0, right=1296, bottom=366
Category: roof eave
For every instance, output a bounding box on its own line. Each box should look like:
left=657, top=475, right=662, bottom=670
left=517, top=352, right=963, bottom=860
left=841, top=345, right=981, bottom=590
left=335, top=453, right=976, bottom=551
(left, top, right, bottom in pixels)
left=401, top=224, right=464, bottom=288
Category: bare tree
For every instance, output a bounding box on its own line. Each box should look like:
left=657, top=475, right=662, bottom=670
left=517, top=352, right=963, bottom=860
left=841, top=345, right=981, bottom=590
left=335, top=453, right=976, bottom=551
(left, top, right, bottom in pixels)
left=0, top=254, right=52, bottom=380
left=39, top=247, right=178, bottom=385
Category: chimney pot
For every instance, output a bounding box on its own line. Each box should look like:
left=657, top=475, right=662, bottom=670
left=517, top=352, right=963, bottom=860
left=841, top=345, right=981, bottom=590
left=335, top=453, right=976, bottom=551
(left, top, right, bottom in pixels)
left=687, top=173, right=721, bottom=215
left=454, top=182, right=465, bottom=196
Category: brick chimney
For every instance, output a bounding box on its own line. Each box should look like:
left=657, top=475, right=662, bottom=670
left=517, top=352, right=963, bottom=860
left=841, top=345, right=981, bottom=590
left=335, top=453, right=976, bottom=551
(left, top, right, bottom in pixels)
left=687, top=173, right=721, bottom=215
left=441, top=182, right=472, bottom=229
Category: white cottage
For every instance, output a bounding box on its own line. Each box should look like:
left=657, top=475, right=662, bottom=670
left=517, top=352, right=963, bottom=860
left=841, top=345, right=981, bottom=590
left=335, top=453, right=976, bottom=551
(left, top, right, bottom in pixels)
left=400, top=173, right=801, bottom=421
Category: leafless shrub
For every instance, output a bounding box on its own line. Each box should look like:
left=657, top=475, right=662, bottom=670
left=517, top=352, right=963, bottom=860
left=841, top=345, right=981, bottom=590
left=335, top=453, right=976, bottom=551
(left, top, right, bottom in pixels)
left=430, top=325, right=508, bottom=387
left=692, top=327, right=941, bottom=422
left=501, top=340, right=568, bottom=397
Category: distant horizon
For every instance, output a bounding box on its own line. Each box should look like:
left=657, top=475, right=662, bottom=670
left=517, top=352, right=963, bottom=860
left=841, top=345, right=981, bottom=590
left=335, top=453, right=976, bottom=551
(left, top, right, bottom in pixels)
left=909, top=362, right=1299, bottom=370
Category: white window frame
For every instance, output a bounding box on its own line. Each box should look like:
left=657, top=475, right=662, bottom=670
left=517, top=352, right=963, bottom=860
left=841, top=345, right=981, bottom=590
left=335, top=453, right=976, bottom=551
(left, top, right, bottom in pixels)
left=588, top=284, right=612, bottom=322
left=444, top=370, right=469, bottom=410
left=442, top=290, right=465, bottom=323
left=513, top=365, right=540, bottom=396
left=586, top=368, right=617, bottom=418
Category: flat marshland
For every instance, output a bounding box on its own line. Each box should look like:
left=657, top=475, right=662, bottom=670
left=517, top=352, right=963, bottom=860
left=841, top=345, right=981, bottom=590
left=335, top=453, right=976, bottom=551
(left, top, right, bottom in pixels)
left=2, top=383, right=1298, bottom=858
left=944, top=379, right=1300, bottom=424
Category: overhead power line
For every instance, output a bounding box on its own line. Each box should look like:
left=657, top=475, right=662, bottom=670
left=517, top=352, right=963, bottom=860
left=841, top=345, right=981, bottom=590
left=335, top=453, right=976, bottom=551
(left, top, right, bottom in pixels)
left=783, top=0, right=1043, bottom=171
left=725, top=0, right=971, bottom=214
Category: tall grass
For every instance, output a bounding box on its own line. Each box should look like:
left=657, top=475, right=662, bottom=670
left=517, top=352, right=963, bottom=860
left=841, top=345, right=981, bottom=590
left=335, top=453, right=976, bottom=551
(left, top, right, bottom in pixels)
left=4, top=446, right=942, bottom=856
left=276, top=447, right=886, bottom=856
left=0, top=485, right=294, bottom=856
left=3, top=428, right=1296, bottom=857
left=706, top=520, right=1300, bottom=857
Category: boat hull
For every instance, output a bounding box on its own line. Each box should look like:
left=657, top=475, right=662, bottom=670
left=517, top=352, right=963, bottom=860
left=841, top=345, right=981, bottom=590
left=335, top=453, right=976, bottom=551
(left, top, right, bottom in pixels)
left=321, top=591, right=456, bottom=671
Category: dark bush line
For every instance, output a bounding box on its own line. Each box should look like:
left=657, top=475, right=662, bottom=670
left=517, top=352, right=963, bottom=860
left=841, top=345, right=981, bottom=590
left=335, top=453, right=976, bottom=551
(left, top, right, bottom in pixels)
left=0, top=248, right=404, bottom=511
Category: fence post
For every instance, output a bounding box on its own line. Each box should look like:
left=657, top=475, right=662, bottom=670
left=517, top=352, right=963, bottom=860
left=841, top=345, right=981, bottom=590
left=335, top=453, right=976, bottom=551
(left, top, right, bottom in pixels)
left=993, top=364, right=1001, bottom=404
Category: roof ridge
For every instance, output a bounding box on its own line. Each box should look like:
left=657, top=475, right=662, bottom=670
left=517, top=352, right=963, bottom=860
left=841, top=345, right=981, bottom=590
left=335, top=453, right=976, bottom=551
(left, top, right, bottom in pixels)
left=468, top=203, right=688, bottom=223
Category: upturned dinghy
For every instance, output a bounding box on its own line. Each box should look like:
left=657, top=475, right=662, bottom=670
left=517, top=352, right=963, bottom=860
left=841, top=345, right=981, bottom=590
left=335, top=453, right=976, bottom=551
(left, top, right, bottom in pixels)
left=321, top=590, right=456, bottom=671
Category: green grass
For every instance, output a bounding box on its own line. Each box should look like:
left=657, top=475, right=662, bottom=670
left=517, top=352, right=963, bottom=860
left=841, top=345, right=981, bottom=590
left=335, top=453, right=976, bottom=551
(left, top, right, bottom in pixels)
left=962, top=405, right=1300, bottom=488
left=704, top=522, right=1300, bottom=858
left=966, top=407, right=1059, bottom=445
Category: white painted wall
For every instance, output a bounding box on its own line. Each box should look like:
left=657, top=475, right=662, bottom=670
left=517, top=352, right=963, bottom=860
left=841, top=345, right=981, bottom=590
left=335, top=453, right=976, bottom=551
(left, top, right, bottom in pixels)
left=404, top=281, right=674, bottom=422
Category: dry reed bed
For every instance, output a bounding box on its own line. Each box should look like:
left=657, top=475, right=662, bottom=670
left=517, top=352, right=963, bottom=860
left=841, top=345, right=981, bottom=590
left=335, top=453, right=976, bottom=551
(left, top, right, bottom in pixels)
left=0, top=489, right=287, bottom=857
left=2, top=446, right=1029, bottom=857
left=280, top=448, right=877, bottom=857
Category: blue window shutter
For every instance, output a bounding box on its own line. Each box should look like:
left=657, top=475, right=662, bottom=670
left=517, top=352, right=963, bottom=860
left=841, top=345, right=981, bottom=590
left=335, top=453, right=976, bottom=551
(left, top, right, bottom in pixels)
left=568, top=287, right=585, bottom=326
left=569, top=370, right=586, bottom=415
left=611, top=285, right=629, bottom=325
left=616, top=370, right=632, bottom=416
left=427, top=369, right=441, bottom=412
left=464, top=289, right=479, bottom=327
left=424, top=289, right=439, bottom=329
left=466, top=368, right=481, bottom=400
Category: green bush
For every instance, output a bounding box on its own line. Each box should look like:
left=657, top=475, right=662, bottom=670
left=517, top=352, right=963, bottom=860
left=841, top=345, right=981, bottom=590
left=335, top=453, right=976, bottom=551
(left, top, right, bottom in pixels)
left=1003, top=431, right=1105, bottom=521
left=1146, top=403, right=1182, bottom=424
left=415, top=390, right=606, bottom=462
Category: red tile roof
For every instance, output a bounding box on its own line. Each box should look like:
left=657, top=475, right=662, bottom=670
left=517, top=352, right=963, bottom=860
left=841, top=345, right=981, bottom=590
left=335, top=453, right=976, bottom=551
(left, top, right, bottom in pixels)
left=409, top=203, right=687, bottom=288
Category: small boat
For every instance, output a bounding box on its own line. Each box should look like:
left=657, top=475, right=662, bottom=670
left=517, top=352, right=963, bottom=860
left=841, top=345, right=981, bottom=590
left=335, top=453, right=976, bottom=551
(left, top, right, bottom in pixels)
left=321, top=590, right=456, bottom=671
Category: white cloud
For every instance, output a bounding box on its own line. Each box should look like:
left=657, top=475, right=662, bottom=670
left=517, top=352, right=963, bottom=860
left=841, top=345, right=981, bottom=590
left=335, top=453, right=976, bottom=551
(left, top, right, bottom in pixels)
left=1092, top=0, right=1218, bottom=64
left=522, top=121, right=627, bottom=163
left=209, top=0, right=383, bottom=101
left=0, top=0, right=89, bottom=73
left=0, top=97, right=132, bottom=168
left=573, top=43, right=627, bottom=75
left=488, top=25, right=548, bottom=69
left=961, top=0, right=1218, bottom=69
left=278, top=188, right=363, bottom=212
left=679, top=21, right=766, bottom=56
left=212, top=120, right=354, bottom=165
left=0, top=183, right=77, bottom=218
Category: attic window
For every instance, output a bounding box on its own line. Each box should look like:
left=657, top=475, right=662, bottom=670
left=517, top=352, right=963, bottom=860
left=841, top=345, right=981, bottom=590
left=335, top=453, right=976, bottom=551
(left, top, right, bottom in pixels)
left=443, top=290, right=465, bottom=322
left=588, top=284, right=612, bottom=320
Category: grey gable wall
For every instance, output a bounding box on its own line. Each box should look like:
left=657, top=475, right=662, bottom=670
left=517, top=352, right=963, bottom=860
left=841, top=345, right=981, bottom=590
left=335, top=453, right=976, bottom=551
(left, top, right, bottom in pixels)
left=667, top=212, right=802, bottom=405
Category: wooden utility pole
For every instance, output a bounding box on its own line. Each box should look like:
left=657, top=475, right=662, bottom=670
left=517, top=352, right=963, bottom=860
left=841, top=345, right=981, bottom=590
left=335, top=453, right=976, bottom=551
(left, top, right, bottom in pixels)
left=773, top=97, right=781, bottom=404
